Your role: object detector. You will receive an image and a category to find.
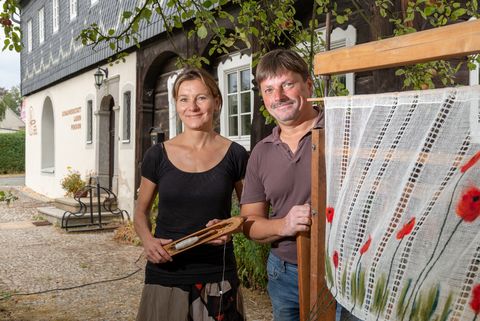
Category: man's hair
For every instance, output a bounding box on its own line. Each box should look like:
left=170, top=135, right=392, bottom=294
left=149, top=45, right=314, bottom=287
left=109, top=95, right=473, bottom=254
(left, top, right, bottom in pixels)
left=256, top=49, right=310, bottom=86
left=173, top=67, right=222, bottom=106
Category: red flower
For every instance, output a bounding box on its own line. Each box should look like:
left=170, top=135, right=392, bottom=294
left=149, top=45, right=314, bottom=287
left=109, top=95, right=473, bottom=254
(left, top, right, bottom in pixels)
left=396, top=217, right=416, bottom=240
left=326, top=207, right=334, bottom=223
left=461, top=151, right=480, bottom=173
left=456, top=187, right=480, bottom=222
left=360, top=235, right=372, bottom=255
left=333, top=251, right=339, bottom=269
left=470, top=284, right=480, bottom=314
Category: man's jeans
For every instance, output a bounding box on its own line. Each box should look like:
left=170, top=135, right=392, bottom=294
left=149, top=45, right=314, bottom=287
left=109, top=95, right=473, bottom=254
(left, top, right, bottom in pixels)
left=267, top=252, right=362, bottom=321
left=267, top=252, right=300, bottom=321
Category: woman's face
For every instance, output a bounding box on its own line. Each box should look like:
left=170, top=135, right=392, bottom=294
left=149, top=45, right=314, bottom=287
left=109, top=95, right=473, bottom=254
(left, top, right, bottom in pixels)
left=176, top=79, right=220, bottom=131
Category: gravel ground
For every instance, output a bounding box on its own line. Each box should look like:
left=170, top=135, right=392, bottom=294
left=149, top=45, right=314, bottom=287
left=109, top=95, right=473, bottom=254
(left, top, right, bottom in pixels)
left=0, top=187, right=272, bottom=321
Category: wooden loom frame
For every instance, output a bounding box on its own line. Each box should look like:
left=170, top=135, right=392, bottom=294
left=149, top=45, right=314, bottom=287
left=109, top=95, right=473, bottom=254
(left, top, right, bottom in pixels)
left=298, top=18, right=480, bottom=321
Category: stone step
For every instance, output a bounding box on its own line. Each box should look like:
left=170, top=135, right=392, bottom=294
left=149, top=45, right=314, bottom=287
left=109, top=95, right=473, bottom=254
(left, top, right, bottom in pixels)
left=37, top=206, right=125, bottom=229
left=54, top=196, right=117, bottom=213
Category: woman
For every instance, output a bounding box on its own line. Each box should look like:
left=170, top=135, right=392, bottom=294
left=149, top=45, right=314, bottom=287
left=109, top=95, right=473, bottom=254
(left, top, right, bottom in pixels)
left=134, top=67, right=248, bottom=321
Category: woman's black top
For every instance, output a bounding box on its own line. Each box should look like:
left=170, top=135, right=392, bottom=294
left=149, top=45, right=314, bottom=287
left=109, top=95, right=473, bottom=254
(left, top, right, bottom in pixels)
left=141, top=141, right=248, bottom=285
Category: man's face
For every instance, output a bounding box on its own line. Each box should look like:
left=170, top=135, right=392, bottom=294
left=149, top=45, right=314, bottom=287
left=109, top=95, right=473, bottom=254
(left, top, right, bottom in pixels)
left=259, top=70, right=313, bottom=125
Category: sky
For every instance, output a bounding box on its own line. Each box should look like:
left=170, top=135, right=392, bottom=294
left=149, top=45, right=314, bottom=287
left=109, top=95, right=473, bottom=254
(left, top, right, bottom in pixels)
left=0, top=48, right=20, bottom=90
left=0, top=0, right=21, bottom=90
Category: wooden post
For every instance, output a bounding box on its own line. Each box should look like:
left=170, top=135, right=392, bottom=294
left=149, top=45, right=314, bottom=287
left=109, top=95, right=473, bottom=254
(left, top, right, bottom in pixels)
left=298, top=129, right=335, bottom=321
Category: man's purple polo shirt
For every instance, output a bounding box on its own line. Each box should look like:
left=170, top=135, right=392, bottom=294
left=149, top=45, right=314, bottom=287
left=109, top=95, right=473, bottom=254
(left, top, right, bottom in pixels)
left=241, top=109, right=324, bottom=264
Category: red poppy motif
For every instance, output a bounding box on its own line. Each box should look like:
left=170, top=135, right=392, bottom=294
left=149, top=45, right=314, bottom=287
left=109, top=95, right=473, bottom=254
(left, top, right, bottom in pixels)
left=326, top=207, right=334, bottom=223
left=396, top=217, right=416, bottom=240
left=461, top=151, right=480, bottom=173
left=360, top=236, right=372, bottom=255
left=195, top=283, right=203, bottom=291
left=333, top=250, right=339, bottom=269
left=470, top=284, right=480, bottom=314
left=456, top=187, right=480, bottom=222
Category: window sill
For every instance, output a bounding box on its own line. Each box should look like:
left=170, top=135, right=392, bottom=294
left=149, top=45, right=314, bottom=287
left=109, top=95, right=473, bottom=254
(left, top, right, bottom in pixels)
left=41, top=167, right=55, bottom=174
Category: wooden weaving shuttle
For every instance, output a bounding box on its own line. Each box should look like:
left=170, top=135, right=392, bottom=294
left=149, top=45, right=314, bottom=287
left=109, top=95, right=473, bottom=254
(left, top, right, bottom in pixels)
left=164, top=216, right=245, bottom=256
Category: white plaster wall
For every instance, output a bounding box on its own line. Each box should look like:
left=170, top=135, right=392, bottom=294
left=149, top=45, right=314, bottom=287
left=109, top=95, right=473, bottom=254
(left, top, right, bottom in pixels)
left=24, top=52, right=137, bottom=215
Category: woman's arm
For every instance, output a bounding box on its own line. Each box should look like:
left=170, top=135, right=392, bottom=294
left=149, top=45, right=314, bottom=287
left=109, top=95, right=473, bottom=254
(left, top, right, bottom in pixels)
left=134, top=177, right=172, bottom=263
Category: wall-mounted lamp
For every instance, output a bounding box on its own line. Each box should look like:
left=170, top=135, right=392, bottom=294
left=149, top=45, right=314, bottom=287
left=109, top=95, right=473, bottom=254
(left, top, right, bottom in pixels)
left=94, top=67, right=109, bottom=89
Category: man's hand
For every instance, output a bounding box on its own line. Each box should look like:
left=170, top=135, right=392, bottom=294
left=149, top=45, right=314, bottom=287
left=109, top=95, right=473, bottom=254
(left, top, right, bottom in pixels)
left=205, top=219, right=231, bottom=245
left=143, top=237, right=173, bottom=264
left=280, top=204, right=312, bottom=236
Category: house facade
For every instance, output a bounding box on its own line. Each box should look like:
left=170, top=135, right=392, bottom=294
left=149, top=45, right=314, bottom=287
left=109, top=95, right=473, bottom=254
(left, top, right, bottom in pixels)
left=20, top=0, right=478, bottom=214
left=0, top=108, right=25, bottom=133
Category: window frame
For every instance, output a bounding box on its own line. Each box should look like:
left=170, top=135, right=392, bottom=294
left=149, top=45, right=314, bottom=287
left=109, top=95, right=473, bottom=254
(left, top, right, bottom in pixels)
left=27, top=20, right=32, bottom=52
left=52, top=0, right=59, bottom=33
left=38, top=7, right=45, bottom=45
left=217, top=52, right=253, bottom=151
left=69, top=0, right=77, bottom=21
left=86, top=99, right=93, bottom=144
left=122, top=91, right=132, bottom=143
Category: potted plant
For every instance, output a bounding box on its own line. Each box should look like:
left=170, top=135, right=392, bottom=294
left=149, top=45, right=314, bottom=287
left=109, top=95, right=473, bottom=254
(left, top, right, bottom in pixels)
left=60, top=167, right=87, bottom=198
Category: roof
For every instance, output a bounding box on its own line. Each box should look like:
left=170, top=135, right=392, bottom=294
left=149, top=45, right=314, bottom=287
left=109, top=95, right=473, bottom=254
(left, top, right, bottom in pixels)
left=20, top=0, right=174, bottom=95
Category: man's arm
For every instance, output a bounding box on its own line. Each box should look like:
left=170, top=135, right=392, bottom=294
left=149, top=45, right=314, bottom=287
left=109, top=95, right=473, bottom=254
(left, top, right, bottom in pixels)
left=241, top=202, right=312, bottom=243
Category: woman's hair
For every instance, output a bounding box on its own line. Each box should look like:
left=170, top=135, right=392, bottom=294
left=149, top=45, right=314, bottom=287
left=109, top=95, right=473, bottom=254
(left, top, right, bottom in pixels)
left=255, top=49, right=310, bottom=86
left=172, top=67, right=223, bottom=107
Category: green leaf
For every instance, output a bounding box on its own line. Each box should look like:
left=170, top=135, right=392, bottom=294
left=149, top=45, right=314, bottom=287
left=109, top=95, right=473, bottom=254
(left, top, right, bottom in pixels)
left=109, top=42, right=116, bottom=51
left=325, top=255, right=334, bottom=287
left=372, top=274, right=386, bottom=314
left=341, top=269, right=347, bottom=296
left=424, top=6, right=435, bottom=16
left=336, top=15, right=346, bottom=24
left=108, top=28, right=115, bottom=36
left=452, top=8, right=467, bottom=18
left=350, top=269, right=357, bottom=304
left=396, top=279, right=412, bottom=319
left=438, top=292, right=453, bottom=321
left=357, top=269, right=366, bottom=307
left=197, top=24, right=208, bottom=39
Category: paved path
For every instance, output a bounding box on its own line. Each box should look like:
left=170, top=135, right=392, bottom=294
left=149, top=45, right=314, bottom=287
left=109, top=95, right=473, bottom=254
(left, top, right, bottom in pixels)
left=0, top=174, right=25, bottom=187
left=0, top=187, right=144, bottom=321
left=0, top=187, right=272, bottom=321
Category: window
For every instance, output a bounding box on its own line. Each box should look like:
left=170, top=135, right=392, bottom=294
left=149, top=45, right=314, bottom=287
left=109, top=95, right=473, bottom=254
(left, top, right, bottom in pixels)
left=217, top=53, right=253, bottom=150
left=122, top=91, right=131, bottom=142
left=52, top=0, right=59, bottom=33
left=69, top=0, right=77, bottom=20
left=86, top=100, right=93, bottom=143
left=168, top=70, right=183, bottom=139
left=315, top=25, right=357, bottom=94
left=38, top=8, right=45, bottom=45
left=41, top=98, right=55, bottom=172
left=225, top=69, right=252, bottom=137
left=27, top=20, right=32, bottom=52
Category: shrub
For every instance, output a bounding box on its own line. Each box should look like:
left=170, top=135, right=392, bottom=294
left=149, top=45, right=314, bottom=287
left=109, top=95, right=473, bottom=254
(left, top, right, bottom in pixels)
left=231, top=196, right=269, bottom=290
left=0, top=131, right=25, bottom=174
left=60, top=167, right=86, bottom=197
left=0, top=190, right=18, bottom=205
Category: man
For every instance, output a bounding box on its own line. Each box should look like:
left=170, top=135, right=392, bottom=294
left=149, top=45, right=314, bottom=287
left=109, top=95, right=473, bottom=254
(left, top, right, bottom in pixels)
left=240, top=49, right=360, bottom=321
left=240, top=48, right=320, bottom=321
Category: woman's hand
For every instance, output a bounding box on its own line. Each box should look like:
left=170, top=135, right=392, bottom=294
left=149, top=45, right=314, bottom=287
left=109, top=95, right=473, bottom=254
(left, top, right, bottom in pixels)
left=205, top=219, right=232, bottom=246
left=143, top=237, right=173, bottom=264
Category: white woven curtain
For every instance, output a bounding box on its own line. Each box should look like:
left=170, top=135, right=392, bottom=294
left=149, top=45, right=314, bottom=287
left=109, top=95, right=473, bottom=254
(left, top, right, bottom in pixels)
left=323, top=85, right=480, bottom=321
